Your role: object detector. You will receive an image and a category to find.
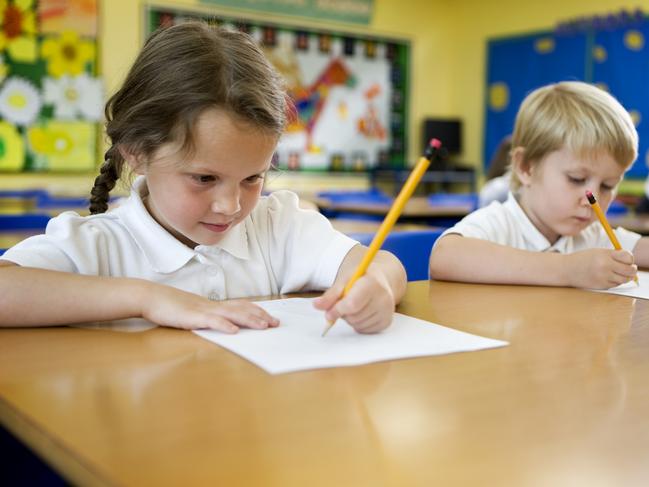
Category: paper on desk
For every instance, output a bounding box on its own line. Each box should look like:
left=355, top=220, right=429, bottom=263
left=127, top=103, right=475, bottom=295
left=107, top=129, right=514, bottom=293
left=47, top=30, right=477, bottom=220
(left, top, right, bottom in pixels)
left=193, top=297, right=508, bottom=374
left=595, top=270, right=649, bottom=299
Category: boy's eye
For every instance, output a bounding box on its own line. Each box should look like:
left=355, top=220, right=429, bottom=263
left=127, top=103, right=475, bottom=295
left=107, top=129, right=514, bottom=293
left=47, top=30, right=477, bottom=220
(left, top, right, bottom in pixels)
left=191, top=175, right=216, bottom=183
left=568, top=176, right=586, bottom=184
left=601, top=184, right=614, bottom=192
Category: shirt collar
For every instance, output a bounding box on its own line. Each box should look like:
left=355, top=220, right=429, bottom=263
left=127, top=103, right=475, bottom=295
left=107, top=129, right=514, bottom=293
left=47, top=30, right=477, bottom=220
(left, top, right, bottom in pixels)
left=195, top=221, right=250, bottom=261
left=504, top=192, right=570, bottom=252
left=117, top=177, right=250, bottom=273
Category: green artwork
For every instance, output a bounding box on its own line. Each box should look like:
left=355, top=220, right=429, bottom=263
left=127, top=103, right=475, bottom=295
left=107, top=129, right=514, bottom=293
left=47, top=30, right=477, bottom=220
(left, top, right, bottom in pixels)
left=0, top=0, right=101, bottom=172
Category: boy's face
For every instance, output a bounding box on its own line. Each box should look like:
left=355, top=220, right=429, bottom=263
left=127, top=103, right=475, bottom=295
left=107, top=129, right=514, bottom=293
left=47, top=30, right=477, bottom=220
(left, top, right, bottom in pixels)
left=517, top=146, right=626, bottom=244
left=131, top=108, right=277, bottom=248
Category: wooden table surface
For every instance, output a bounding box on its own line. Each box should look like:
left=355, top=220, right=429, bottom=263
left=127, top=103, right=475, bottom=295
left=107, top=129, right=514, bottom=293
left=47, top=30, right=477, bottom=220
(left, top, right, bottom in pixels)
left=1, top=281, right=649, bottom=486
left=329, top=218, right=434, bottom=235
left=314, top=195, right=472, bottom=218
left=609, top=213, right=649, bottom=235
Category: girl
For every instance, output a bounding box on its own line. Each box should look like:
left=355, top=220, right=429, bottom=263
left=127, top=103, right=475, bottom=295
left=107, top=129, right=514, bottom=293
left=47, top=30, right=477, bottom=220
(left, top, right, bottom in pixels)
left=430, top=81, right=649, bottom=289
left=0, top=22, right=406, bottom=333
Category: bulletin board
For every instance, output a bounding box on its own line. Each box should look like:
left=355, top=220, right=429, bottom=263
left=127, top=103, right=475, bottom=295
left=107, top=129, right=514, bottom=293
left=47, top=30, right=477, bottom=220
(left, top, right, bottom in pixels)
left=0, top=0, right=101, bottom=173
left=146, top=5, right=410, bottom=172
left=485, top=12, right=649, bottom=179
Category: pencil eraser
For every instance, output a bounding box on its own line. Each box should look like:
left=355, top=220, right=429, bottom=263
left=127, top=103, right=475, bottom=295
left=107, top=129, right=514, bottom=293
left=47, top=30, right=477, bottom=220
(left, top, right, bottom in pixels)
left=429, top=138, right=442, bottom=149
left=585, top=190, right=596, bottom=204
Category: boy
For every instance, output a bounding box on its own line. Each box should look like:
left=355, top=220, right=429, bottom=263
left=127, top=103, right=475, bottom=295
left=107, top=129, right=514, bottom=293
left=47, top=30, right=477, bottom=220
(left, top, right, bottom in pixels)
left=430, top=81, right=649, bottom=289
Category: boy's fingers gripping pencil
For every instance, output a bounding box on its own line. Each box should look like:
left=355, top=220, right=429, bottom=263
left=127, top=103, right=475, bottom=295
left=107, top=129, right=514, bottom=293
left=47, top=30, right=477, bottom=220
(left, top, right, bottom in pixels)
left=586, top=190, right=639, bottom=285
left=321, top=139, right=444, bottom=337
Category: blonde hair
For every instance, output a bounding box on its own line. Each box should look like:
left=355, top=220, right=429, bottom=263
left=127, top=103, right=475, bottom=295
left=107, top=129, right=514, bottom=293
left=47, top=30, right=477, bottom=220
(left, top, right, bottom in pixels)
left=510, top=81, right=638, bottom=191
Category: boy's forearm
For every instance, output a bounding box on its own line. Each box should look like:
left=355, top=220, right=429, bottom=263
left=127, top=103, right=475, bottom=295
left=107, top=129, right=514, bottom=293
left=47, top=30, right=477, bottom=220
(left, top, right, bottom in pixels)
left=430, top=235, right=571, bottom=286
left=0, top=266, right=151, bottom=327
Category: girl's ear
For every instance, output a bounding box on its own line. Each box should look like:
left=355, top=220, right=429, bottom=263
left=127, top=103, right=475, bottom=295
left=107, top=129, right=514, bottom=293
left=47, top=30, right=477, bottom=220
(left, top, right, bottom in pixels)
left=511, top=147, right=533, bottom=186
left=118, top=145, right=146, bottom=175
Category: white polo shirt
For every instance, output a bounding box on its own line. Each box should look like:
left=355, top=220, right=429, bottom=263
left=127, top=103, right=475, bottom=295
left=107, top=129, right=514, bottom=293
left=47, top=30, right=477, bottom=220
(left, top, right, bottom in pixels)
left=439, top=192, right=641, bottom=253
left=1, top=178, right=359, bottom=299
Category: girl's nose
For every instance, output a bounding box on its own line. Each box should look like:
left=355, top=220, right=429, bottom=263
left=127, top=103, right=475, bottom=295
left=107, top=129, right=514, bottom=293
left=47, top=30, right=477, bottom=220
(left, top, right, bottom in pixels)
left=211, top=187, right=241, bottom=215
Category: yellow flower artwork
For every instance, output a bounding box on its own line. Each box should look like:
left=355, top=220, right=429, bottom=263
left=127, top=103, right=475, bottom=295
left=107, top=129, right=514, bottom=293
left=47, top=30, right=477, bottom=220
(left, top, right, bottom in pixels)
left=0, top=120, right=25, bottom=171
left=0, top=0, right=38, bottom=63
left=27, top=120, right=95, bottom=171
left=41, top=29, right=94, bottom=78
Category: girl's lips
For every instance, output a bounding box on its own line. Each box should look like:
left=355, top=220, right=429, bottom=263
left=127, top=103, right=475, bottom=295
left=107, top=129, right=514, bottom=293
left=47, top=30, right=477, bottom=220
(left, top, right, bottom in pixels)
left=201, top=222, right=231, bottom=233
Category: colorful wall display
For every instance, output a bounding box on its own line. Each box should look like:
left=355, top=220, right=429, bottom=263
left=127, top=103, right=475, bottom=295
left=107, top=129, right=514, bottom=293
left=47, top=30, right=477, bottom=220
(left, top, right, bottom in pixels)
left=147, top=5, right=409, bottom=172
left=0, top=0, right=101, bottom=173
left=485, top=11, right=649, bottom=179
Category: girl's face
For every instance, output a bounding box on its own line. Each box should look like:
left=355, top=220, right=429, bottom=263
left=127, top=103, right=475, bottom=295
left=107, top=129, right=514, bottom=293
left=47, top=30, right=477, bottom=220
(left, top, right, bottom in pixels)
left=515, top=146, right=626, bottom=244
left=131, top=108, right=277, bottom=248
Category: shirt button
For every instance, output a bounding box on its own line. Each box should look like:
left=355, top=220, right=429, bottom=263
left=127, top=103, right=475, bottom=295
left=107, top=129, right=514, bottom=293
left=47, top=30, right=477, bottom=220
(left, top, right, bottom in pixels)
left=207, top=266, right=219, bottom=276
left=208, top=292, right=220, bottom=301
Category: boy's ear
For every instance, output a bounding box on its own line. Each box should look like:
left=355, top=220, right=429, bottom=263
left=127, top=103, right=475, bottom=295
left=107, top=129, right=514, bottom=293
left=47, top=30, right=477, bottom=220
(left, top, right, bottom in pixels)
left=511, top=147, right=533, bottom=186
left=118, top=145, right=146, bottom=175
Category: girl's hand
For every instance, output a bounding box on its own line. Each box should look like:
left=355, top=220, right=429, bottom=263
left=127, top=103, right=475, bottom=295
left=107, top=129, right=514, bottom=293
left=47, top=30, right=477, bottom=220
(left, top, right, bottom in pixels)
left=140, top=283, right=279, bottom=333
left=313, top=273, right=396, bottom=334
left=566, top=249, right=637, bottom=289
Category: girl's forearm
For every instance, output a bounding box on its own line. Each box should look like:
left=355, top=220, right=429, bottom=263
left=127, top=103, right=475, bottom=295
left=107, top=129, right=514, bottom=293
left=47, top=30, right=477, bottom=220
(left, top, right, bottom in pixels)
left=0, top=266, right=152, bottom=327
left=368, top=251, right=407, bottom=304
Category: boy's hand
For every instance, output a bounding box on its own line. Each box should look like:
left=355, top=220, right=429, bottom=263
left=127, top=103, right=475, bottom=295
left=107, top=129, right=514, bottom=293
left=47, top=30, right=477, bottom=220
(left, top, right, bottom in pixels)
left=313, top=273, right=395, bottom=334
left=567, top=249, right=637, bottom=289
left=141, top=283, right=279, bottom=333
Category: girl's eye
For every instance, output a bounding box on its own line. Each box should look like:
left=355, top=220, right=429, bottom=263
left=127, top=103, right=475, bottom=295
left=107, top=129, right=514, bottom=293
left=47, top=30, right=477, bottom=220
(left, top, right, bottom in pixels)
left=244, top=174, right=264, bottom=183
left=191, top=175, right=216, bottom=183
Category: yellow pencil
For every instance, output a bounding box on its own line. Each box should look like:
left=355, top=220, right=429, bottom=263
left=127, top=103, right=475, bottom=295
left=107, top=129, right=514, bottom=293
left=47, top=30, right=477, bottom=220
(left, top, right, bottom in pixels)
left=586, top=190, right=638, bottom=285
left=321, top=139, right=443, bottom=337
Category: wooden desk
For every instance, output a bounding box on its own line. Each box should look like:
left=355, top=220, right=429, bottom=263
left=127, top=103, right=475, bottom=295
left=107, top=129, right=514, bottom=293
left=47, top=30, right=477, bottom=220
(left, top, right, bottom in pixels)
left=315, top=195, right=472, bottom=219
left=370, top=167, right=477, bottom=193
left=329, top=218, right=433, bottom=234
left=609, top=213, right=649, bottom=235
left=0, top=230, right=40, bottom=250
left=1, top=281, right=649, bottom=485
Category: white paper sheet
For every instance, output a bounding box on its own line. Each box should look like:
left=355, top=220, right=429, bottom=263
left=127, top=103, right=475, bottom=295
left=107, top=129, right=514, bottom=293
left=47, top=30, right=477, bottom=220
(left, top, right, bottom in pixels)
left=594, top=270, right=649, bottom=299
left=193, top=297, right=508, bottom=374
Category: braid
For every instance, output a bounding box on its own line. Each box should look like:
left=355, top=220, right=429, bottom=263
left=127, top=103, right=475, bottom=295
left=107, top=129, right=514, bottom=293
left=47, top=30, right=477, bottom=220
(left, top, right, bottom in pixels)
left=89, top=148, right=121, bottom=214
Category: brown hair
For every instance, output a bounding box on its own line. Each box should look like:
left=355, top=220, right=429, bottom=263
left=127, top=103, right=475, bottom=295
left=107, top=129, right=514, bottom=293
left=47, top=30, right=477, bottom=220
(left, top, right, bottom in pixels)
left=510, top=81, right=637, bottom=191
left=89, top=21, right=287, bottom=214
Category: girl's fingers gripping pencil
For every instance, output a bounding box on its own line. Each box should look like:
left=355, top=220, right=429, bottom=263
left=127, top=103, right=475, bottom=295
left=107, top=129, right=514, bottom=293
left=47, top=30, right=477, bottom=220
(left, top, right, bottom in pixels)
left=586, top=190, right=639, bottom=285
left=321, top=138, right=444, bottom=337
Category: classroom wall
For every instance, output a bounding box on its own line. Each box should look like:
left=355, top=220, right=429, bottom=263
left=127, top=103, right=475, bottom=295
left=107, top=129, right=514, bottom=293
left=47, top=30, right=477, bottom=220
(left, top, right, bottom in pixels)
left=447, top=0, right=649, bottom=177
left=101, top=0, right=458, bottom=163
left=4, top=0, right=649, bottom=192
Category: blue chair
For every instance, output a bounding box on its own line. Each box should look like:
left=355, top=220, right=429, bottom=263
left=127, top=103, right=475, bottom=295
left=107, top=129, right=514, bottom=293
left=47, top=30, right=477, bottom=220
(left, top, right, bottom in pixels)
left=427, top=192, right=479, bottom=211
left=0, top=214, right=51, bottom=231
left=606, top=198, right=628, bottom=216
left=317, top=188, right=393, bottom=221
left=36, top=194, right=89, bottom=209
left=347, top=229, right=444, bottom=281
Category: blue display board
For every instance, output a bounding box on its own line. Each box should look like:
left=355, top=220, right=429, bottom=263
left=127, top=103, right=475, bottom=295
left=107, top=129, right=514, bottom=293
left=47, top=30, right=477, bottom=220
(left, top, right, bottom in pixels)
left=485, top=17, right=649, bottom=179
left=592, top=23, right=649, bottom=178
left=485, top=32, right=587, bottom=171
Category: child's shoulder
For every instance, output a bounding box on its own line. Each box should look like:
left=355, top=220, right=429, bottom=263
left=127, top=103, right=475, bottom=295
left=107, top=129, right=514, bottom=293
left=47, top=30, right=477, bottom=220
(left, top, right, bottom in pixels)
left=44, top=208, right=128, bottom=240
left=257, top=189, right=300, bottom=208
